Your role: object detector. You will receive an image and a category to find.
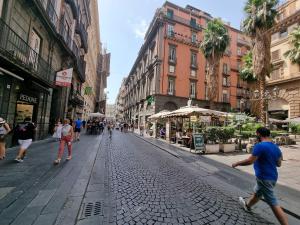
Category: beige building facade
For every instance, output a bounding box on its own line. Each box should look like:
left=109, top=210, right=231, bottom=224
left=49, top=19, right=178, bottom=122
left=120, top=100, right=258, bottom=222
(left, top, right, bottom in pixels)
left=268, top=0, right=300, bottom=119
left=82, top=0, right=101, bottom=120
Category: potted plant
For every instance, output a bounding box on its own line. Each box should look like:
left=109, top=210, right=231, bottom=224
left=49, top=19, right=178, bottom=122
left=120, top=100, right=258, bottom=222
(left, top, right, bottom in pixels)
left=219, top=127, right=236, bottom=152
left=204, top=127, right=220, bottom=153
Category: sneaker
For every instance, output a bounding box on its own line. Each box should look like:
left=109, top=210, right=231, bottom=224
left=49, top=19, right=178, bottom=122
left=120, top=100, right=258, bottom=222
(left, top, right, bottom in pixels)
left=14, top=158, right=23, bottom=163
left=239, top=197, right=251, bottom=212
left=66, top=156, right=72, bottom=161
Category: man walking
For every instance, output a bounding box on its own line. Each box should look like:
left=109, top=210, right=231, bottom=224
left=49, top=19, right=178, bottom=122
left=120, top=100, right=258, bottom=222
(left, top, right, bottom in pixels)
left=74, top=118, right=82, bottom=141
left=232, top=127, right=289, bottom=225
left=14, top=117, right=36, bottom=163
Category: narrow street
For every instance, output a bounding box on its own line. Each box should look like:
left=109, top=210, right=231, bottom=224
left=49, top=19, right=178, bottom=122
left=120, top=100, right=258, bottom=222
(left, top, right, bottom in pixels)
left=2, top=131, right=297, bottom=225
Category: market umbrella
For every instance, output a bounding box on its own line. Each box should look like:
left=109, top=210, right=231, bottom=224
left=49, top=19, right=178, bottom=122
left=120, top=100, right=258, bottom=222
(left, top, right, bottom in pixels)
left=89, top=112, right=105, bottom=118
left=148, top=110, right=170, bottom=120
left=162, top=106, right=227, bottom=118
left=284, top=117, right=300, bottom=124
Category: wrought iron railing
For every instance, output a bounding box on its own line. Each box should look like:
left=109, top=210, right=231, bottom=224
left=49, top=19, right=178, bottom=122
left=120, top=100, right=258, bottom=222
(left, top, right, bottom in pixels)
left=36, top=0, right=59, bottom=31
left=76, top=21, right=88, bottom=52
left=0, top=18, right=54, bottom=84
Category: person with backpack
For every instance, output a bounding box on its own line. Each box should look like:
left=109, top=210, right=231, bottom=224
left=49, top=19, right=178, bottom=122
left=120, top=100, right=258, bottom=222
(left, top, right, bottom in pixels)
left=53, top=118, right=74, bottom=165
left=14, top=117, right=36, bottom=163
left=0, top=118, right=11, bottom=160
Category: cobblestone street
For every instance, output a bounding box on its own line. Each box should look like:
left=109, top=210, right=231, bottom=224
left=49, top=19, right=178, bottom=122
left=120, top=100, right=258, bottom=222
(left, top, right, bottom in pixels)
left=0, top=131, right=297, bottom=224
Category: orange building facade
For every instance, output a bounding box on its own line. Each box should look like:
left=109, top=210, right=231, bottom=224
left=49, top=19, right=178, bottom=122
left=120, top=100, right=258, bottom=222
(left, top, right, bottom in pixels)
left=123, top=1, right=250, bottom=125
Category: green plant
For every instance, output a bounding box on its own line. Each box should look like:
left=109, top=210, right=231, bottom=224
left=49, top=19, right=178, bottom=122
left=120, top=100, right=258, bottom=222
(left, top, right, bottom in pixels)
left=218, top=127, right=235, bottom=143
left=205, top=127, right=220, bottom=144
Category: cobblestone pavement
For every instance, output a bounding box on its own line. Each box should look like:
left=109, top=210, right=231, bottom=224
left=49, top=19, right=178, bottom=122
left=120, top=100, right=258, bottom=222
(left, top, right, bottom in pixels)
left=0, top=131, right=277, bottom=225
left=104, top=132, right=273, bottom=225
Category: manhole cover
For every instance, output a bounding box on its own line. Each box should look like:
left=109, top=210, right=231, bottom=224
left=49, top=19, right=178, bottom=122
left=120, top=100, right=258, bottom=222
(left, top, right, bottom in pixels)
left=79, top=201, right=103, bottom=220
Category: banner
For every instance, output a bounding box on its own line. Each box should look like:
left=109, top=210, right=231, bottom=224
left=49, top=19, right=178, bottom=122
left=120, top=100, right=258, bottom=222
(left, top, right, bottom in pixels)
left=55, top=68, right=73, bottom=87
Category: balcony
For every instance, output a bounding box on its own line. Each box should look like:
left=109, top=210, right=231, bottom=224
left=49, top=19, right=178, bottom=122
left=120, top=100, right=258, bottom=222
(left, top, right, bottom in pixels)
left=0, top=18, right=54, bottom=85
left=237, top=36, right=251, bottom=47
left=65, top=0, right=79, bottom=19
left=35, top=0, right=59, bottom=31
left=166, top=31, right=201, bottom=47
left=69, top=90, right=84, bottom=106
left=164, top=13, right=202, bottom=31
left=75, top=21, right=88, bottom=53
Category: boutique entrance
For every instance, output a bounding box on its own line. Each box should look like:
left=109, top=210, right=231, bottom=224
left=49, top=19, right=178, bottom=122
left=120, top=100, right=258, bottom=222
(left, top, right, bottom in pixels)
left=15, top=93, right=38, bottom=123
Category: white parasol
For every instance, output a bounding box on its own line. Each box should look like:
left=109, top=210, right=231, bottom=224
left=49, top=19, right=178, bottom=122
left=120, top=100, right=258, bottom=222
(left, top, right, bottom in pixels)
left=89, top=112, right=105, bottom=118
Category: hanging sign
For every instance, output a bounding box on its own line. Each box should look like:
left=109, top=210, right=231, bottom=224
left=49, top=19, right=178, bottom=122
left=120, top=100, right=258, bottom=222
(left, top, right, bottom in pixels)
left=55, top=68, right=73, bottom=87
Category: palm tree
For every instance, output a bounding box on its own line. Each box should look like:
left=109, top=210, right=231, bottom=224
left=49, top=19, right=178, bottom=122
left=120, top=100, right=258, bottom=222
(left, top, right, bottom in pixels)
left=284, top=26, right=300, bottom=65
left=240, top=51, right=256, bottom=82
left=242, top=0, right=278, bottom=124
left=200, top=19, right=230, bottom=109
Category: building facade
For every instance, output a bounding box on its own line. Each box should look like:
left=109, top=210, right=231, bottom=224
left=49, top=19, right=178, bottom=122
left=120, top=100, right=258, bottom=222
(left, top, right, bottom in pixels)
left=115, top=78, right=126, bottom=122
left=267, top=0, right=300, bottom=119
left=82, top=0, right=101, bottom=120
left=105, top=104, right=116, bottom=122
left=122, top=1, right=250, bottom=127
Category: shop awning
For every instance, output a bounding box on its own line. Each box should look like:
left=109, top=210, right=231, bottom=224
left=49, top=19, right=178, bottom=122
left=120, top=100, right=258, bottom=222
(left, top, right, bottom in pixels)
left=148, top=110, right=170, bottom=120
left=0, top=67, right=24, bottom=81
left=162, top=106, right=227, bottom=118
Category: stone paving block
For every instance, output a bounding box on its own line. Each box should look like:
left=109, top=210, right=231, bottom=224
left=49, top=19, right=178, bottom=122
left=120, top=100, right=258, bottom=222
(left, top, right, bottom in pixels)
left=11, top=206, right=43, bottom=225
left=0, top=187, right=15, bottom=200
left=54, top=196, right=82, bottom=225
left=27, top=189, right=56, bottom=208
left=32, top=213, right=57, bottom=225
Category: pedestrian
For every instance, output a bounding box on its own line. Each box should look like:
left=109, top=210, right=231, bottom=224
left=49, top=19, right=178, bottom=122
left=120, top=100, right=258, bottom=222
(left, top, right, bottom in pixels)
left=52, top=119, right=62, bottom=141
left=74, top=118, right=82, bottom=141
left=139, top=125, right=144, bottom=136
left=82, top=120, right=86, bottom=129
left=14, top=117, right=36, bottom=163
left=107, top=122, right=112, bottom=138
left=0, top=118, right=11, bottom=160
left=232, top=127, right=289, bottom=225
left=54, top=119, right=74, bottom=164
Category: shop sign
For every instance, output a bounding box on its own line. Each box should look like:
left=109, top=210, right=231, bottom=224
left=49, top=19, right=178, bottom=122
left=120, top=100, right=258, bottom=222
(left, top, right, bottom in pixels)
left=55, top=68, right=73, bottom=87
left=200, top=116, right=211, bottom=123
left=19, top=93, right=38, bottom=104
left=193, top=133, right=205, bottom=151
left=190, top=116, right=197, bottom=122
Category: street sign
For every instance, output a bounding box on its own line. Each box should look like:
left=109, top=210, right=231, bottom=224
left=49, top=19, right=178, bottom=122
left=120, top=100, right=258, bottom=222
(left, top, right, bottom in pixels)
left=55, top=68, right=73, bottom=87
left=190, top=116, right=197, bottom=122
left=193, top=133, right=205, bottom=151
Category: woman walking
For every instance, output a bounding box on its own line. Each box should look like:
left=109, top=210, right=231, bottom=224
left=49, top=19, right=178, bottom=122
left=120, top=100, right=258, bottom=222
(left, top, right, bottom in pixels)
left=54, top=119, right=74, bottom=165
left=0, top=118, right=11, bottom=160
left=52, top=119, right=62, bottom=141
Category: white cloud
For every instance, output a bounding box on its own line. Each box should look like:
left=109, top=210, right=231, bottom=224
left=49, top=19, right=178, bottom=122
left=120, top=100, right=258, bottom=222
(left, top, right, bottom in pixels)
left=131, top=19, right=149, bottom=39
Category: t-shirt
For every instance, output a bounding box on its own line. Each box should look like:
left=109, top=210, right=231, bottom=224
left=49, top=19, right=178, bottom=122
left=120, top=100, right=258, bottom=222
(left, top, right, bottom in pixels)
left=75, top=120, right=82, bottom=129
left=61, top=124, right=72, bottom=137
left=252, top=142, right=282, bottom=181
left=15, top=122, right=35, bottom=140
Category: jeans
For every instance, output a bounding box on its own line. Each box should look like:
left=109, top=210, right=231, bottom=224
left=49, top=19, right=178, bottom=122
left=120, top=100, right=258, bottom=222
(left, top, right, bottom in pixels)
left=254, top=178, right=278, bottom=206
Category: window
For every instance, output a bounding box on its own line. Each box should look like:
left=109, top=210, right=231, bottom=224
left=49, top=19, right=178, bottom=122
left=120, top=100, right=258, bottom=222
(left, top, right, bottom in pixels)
left=191, top=69, right=196, bottom=77
left=167, top=24, right=174, bottom=37
left=169, top=65, right=175, bottom=73
left=191, top=32, right=197, bottom=43
left=223, top=77, right=230, bottom=86
left=205, top=85, right=209, bottom=100
left=190, top=18, right=196, bottom=27
left=237, top=47, right=242, bottom=56
left=237, top=61, right=241, bottom=71
left=0, top=0, right=3, bottom=17
left=169, top=45, right=176, bottom=62
left=271, top=50, right=280, bottom=61
left=279, top=29, right=288, bottom=38
left=167, top=9, right=174, bottom=19
left=223, top=63, right=229, bottom=74
left=222, top=90, right=229, bottom=103
left=168, top=79, right=174, bottom=95
left=190, top=82, right=196, bottom=98
left=191, top=52, right=197, bottom=66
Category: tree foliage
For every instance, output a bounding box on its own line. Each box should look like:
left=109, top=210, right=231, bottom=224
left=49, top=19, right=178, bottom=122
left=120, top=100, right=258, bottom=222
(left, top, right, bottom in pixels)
left=284, top=26, right=300, bottom=65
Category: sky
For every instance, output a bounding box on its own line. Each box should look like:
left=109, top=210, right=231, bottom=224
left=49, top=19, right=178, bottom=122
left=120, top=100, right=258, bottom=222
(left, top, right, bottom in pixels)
left=98, top=0, right=248, bottom=104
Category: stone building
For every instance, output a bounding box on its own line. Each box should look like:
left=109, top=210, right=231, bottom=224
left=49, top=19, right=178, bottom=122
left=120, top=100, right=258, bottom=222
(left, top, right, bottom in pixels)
left=105, top=104, right=116, bottom=122
left=122, top=1, right=250, bottom=127
left=82, top=0, right=101, bottom=121
left=115, top=78, right=126, bottom=122
left=0, top=0, right=92, bottom=145
left=95, top=47, right=110, bottom=114
left=267, top=0, right=300, bottom=119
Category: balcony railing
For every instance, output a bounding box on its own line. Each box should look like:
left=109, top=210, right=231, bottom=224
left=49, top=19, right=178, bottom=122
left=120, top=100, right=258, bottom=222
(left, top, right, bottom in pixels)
left=75, top=21, right=88, bottom=52
left=0, top=18, right=54, bottom=85
left=166, top=31, right=201, bottom=47
left=165, top=13, right=202, bottom=31
left=237, top=36, right=251, bottom=46
left=70, top=89, right=84, bottom=106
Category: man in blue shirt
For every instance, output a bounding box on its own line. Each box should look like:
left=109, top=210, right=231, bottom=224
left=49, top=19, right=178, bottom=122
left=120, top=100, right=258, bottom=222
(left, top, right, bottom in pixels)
left=232, top=127, right=288, bottom=225
left=74, top=118, right=82, bottom=141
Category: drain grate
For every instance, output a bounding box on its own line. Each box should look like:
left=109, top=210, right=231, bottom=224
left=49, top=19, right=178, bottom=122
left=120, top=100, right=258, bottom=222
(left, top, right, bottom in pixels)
left=79, top=201, right=103, bottom=220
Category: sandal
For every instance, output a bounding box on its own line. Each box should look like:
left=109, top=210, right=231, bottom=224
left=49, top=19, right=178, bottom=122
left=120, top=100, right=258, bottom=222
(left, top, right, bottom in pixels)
left=53, top=159, right=61, bottom=165
left=66, top=156, right=72, bottom=161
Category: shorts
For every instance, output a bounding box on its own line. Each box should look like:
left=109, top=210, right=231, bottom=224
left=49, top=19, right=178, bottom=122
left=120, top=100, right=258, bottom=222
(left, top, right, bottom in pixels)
left=0, top=135, right=5, bottom=143
left=75, top=128, right=81, bottom=133
left=254, top=178, right=278, bottom=206
left=18, top=139, right=32, bottom=150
